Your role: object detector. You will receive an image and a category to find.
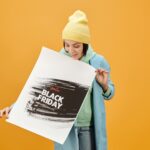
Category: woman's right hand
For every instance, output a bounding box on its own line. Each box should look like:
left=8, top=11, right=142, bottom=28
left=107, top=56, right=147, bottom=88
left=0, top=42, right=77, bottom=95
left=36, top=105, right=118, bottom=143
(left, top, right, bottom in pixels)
left=0, top=104, right=14, bottom=118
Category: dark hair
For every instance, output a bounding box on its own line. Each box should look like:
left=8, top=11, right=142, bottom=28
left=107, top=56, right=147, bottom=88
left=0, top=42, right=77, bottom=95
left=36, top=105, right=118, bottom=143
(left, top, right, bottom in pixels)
left=63, top=42, right=88, bottom=56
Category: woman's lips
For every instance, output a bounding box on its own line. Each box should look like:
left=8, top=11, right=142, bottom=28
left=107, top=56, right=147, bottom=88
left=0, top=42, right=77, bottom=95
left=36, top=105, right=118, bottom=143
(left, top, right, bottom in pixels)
left=72, top=54, right=78, bottom=57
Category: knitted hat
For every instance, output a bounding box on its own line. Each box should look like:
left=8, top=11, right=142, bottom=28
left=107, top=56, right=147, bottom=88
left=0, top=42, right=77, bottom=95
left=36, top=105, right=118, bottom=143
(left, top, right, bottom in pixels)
left=62, top=10, right=91, bottom=44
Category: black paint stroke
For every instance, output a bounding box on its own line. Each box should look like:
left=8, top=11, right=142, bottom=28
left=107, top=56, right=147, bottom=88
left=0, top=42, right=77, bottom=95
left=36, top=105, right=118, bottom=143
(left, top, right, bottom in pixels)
left=26, top=78, right=89, bottom=122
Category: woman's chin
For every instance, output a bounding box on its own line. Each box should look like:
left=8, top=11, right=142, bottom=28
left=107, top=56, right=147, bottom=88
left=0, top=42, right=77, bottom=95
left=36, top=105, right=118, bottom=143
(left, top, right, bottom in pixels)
left=72, top=55, right=79, bottom=60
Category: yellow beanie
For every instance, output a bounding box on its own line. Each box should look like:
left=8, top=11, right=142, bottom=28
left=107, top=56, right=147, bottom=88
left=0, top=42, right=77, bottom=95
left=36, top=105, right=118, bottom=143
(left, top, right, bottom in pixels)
left=62, top=10, right=91, bottom=44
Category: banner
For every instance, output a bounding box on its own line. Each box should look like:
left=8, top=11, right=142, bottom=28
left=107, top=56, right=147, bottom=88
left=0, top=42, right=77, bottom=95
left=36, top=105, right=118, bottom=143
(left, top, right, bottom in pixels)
left=6, top=47, right=96, bottom=144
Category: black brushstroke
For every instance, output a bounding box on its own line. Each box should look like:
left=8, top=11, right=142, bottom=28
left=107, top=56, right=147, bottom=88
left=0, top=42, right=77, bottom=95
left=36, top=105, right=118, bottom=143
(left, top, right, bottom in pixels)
left=26, top=78, right=89, bottom=122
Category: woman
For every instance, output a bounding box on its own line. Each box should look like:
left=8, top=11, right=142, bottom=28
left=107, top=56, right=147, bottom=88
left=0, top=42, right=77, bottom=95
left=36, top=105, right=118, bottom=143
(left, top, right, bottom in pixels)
left=0, top=10, right=115, bottom=150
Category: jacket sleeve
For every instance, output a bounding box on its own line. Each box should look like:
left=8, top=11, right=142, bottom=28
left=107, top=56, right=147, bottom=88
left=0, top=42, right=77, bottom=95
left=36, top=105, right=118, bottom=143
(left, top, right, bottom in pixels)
left=100, top=56, right=115, bottom=100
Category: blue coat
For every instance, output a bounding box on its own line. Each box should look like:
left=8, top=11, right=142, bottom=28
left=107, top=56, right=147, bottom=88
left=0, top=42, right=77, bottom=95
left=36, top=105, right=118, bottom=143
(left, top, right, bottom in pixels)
left=54, top=53, right=115, bottom=150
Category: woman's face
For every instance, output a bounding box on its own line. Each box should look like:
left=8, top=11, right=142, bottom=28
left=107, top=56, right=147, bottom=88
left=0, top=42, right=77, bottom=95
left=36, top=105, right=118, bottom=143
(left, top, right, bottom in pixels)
left=64, top=40, right=84, bottom=60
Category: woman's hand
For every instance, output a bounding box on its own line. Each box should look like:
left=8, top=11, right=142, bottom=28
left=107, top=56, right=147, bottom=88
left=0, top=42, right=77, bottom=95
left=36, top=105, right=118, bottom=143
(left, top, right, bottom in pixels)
left=95, top=68, right=109, bottom=92
left=0, top=104, right=14, bottom=118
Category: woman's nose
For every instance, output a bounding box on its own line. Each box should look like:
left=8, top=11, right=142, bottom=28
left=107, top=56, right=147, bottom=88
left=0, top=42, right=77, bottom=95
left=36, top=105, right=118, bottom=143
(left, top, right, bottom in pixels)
left=68, top=47, right=75, bottom=53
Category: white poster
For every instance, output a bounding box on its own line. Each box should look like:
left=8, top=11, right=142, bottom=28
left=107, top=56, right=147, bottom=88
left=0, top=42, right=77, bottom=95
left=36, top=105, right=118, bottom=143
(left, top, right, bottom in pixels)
left=6, top=47, right=96, bottom=144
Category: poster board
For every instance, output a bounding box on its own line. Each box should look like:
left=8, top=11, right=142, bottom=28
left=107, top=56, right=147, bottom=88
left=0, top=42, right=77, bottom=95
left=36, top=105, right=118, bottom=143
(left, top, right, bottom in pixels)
left=6, top=47, right=96, bottom=144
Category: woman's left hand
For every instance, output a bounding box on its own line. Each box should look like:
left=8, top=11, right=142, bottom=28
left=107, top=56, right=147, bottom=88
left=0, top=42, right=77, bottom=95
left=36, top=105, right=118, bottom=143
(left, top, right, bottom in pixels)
left=95, top=68, right=109, bottom=92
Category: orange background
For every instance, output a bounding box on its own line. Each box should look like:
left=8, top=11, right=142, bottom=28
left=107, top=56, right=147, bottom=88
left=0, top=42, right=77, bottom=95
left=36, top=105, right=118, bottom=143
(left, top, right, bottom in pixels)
left=0, top=0, right=149, bottom=150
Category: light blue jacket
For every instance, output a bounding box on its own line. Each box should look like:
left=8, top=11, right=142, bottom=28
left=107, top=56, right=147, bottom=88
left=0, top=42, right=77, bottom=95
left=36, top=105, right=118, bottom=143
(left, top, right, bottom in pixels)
left=54, top=53, right=115, bottom=150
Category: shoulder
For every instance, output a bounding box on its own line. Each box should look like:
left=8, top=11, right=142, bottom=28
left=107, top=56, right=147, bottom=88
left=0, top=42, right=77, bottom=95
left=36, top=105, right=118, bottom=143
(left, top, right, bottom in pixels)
left=90, top=53, right=110, bottom=71
left=91, top=53, right=104, bottom=62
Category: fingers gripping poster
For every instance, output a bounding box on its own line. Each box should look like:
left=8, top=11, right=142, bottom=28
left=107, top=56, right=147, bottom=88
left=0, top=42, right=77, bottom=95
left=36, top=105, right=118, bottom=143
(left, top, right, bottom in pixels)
left=6, top=47, right=96, bottom=144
